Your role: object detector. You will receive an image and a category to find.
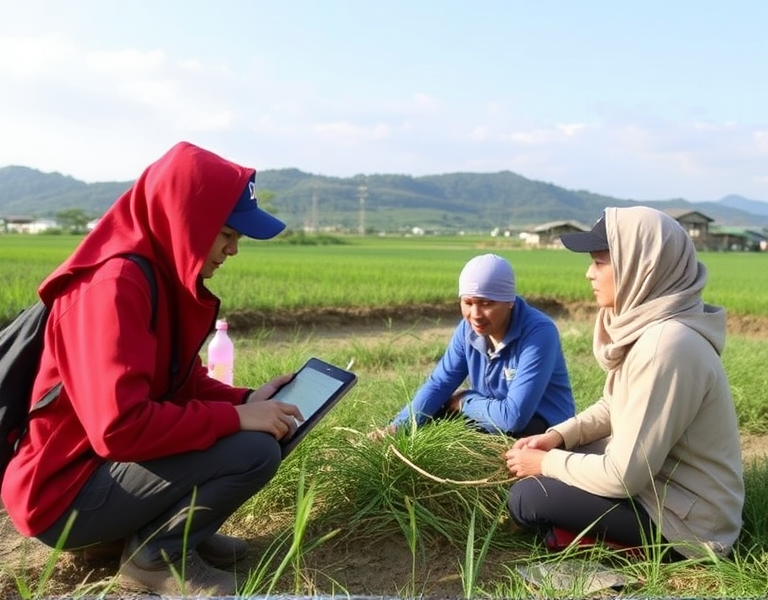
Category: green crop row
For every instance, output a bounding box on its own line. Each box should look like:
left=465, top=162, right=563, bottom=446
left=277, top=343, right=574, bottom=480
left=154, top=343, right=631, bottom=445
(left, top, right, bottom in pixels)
left=1, top=234, right=767, bottom=324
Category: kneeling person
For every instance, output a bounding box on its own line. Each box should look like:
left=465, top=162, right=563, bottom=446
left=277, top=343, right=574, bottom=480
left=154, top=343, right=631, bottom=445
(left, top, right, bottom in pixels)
left=374, top=254, right=575, bottom=438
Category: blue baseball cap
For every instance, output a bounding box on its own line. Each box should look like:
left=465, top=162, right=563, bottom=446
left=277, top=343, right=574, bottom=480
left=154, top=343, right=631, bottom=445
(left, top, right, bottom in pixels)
left=225, top=176, right=286, bottom=240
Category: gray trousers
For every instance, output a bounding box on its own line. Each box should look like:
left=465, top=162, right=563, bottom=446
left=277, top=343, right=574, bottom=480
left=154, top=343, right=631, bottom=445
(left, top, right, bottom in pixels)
left=507, top=475, right=657, bottom=547
left=37, top=431, right=282, bottom=564
left=506, top=437, right=671, bottom=554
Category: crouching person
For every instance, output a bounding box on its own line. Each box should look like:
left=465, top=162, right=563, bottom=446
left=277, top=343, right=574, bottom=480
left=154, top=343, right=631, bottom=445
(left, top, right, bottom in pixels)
left=1, top=142, right=304, bottom=596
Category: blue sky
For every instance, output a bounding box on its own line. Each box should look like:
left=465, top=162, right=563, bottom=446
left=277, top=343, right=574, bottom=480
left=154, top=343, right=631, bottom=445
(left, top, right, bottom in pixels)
left=1, top=0, right=766, bottom=202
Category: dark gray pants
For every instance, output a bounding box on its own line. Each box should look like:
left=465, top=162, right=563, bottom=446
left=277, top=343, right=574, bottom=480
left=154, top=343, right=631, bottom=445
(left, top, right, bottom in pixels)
left=37, top=431, right=281, bottom=565
left=508, top=475, right=657, bottom=547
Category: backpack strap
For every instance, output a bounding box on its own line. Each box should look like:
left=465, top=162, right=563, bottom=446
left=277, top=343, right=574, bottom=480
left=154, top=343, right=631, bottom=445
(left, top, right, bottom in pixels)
left=14, top=255, right=179, bottom=456
left=122, top=254, right=158, bottom=330
left=33, top=255, right=170, bottom=411
left=121, top=254, right=180, bottom=393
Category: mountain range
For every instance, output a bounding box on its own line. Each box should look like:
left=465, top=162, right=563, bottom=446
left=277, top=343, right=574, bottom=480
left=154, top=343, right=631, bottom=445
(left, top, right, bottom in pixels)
left=1, top=165, right=767, bottom=232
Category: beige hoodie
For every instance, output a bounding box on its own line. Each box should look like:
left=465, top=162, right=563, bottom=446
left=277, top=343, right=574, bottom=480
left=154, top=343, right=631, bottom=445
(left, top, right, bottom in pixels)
left=542, top=206, right=744, bottom=558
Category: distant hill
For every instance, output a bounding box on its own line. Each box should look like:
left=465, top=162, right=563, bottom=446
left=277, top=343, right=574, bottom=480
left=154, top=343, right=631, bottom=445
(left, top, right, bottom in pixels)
left=0, top=166, right=132, bottom=219
left=1, top=165, right=767, bottom=232
left=718, top=194, right=768, bottom=218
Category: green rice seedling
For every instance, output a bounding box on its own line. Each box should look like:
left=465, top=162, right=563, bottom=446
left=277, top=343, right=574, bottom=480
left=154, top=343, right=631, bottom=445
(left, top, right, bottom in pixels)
left=345, top=327, right=448, bottom=373
left=557, top=321, right=606, bottom=412
left=3, top=235, right=768, bottom=323
left=238, top=466, right=339, bottom=596
left=459, top=505, right=501, bottom=599
left=308, top=418, right=512, bottom=547
left=739, top=457, right=768, bottom=553
left=395, top=495, right=419, bottom=598
left=698, top=252, right=768, bottom=316
left=222, top=318, right=768, bottom=598
left=661, top=552, right=767, bottom=598
left=484, top=566, right=532, bottom=599
left=714, top=547, right=768, bottom=598
left=271, top=468, right=337, bottom=595
left=236, top=529, right=297, bottom=596
left=722, top=336, right=768, bottom=434
left=10, top=512, right=76, bottom=600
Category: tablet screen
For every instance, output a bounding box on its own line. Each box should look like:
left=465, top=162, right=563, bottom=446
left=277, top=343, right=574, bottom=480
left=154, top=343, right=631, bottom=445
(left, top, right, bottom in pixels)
left=272, top=357, right=357, bottom=456
left=273, top=364, right=346, bottom=422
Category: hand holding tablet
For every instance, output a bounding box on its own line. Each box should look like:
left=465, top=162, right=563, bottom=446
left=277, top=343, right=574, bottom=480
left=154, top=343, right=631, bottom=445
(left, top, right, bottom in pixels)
left=271, top=357, right=357, bottom=457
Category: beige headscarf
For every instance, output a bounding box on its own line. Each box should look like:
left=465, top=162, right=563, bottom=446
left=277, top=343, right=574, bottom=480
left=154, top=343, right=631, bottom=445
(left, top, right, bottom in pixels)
left=594, top=206, right=708, bottom=371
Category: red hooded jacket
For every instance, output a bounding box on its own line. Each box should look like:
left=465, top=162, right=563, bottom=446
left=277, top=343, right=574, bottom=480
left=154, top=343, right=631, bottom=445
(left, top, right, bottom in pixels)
left=1, top=142, right=256, bottom=536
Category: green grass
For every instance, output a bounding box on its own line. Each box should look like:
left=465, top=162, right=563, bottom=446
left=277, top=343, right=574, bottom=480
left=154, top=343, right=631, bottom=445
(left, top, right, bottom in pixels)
left=5, top=321, right=768, bottom=597
left=2, top=234, right=768, bottom=323
left=3, top=233, right=768, bottom=597
left=226, top=322, right=768, bottom=597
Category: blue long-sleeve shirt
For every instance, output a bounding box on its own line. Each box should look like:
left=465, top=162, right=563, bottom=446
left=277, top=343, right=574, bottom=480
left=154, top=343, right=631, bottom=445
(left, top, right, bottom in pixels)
left=392, top=297, right=575, bottom=435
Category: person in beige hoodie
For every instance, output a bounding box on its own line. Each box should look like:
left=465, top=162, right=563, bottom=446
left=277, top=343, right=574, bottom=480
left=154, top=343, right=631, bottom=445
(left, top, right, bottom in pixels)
left=504, top=206, right=744, bottom=559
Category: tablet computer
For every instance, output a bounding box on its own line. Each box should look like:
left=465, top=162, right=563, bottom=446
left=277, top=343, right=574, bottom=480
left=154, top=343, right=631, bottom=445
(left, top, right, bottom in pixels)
left=272, top=357, right=357, bottom=457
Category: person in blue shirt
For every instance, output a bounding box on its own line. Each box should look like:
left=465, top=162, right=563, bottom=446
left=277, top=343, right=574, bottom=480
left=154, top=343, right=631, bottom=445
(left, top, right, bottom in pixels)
left=374, top=254, right=576, bottom=438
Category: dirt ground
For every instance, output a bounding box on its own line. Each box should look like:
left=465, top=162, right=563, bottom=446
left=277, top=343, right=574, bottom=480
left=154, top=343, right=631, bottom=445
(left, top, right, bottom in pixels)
left=2, top=302, right=767, bottom=598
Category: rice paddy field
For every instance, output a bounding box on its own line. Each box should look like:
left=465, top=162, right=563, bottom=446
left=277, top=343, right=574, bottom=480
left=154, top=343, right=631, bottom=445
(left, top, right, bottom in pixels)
left=3, top=233, right=768, bottom=321
left=2, top=233, right=768, bottom=598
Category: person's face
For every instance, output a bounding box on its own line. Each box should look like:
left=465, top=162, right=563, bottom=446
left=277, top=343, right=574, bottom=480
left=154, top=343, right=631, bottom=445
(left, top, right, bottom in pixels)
left=460, top=296, right=512, bottom=340
left=200, top=225, right=241, bottom=279
left=586, top=250, right=615, bottom=308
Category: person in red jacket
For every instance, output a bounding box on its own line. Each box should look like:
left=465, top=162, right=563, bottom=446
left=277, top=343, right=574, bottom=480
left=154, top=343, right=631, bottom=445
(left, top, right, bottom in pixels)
left=0, top=142, right=303, bottom=596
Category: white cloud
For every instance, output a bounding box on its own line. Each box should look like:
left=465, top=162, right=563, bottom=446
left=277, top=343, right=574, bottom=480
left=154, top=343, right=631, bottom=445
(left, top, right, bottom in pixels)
left=384, top=93, right=440, bottom=115
left=0, top=31, right=766, bottom=202
left=754, top=130, right=768, bottom=153
left=470, top=126, right=489, bottom=141
left=557, top=123, right=588, bottom=137
left=86, top=48, right=167, bottom=74
left=507, top=129, right=557, bottom=145
left=0, top=34, right=75, bottom=76
left=311, top=122, right=392, bottom=141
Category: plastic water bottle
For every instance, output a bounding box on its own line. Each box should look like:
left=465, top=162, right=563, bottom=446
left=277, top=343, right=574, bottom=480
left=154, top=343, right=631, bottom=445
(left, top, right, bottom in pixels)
left=207, top=319, right=234, bottom=385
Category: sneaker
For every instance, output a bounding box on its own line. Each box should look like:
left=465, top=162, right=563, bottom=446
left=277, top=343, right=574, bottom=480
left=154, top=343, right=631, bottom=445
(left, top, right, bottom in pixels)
left=119, top=549, right=238, bottom=596
left=75, top=533, right=248, bottom=568
left=545, top=526, right=642, bottom=557
left=197, top=533, right=249, bottom=568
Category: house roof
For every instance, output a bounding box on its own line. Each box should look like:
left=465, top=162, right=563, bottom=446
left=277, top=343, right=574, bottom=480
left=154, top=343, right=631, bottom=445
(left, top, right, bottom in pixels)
left=2, top=215, right=34, bottom=223
left=662, top=208, right=714, bottom=222
left=532, top=219, right=589, bottom=233
left=710, top=225, right=767, bottom=242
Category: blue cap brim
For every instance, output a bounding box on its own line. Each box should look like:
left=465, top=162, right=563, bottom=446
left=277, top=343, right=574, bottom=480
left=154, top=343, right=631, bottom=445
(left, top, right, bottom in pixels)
left=226, top=208, right=286, bottom=240
left=226, top=176, right=287, bottom=240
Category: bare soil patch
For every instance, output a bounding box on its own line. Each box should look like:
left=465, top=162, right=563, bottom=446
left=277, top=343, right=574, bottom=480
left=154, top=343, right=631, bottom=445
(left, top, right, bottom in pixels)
left=225, top=297, right=768, bottom=340
left=2, top=300, right=767, bottom=598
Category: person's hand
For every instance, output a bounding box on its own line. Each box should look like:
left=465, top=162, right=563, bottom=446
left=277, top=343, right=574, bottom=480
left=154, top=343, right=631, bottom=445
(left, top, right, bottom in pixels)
left=511, top=430, right=564, bottom=451
left=446, top=390, right=468, bottom=414
left=367, top=424, right=396, bottom=441
left=245, top=373, right=295, bottom=403
left=503, top=446, right=546, bottom=478
left=504, top=430, right=563, bottom=477
left=235, top=400, right=304, bottom=440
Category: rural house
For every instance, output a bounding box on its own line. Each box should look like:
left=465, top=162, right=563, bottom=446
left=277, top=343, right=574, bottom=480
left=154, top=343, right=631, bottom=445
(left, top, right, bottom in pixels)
left=528, top=220, right=588, bottom=247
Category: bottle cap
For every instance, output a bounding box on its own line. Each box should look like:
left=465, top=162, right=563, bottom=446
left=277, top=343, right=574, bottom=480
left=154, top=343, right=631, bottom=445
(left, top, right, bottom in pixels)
left=215, top=319, right=228, bottom=331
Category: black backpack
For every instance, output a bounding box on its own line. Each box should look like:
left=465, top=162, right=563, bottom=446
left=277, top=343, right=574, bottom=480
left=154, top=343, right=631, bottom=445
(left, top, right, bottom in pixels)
left=0, top=254, right=157, bottom=480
